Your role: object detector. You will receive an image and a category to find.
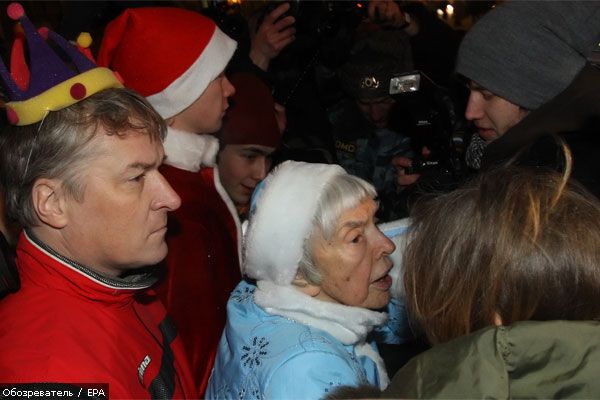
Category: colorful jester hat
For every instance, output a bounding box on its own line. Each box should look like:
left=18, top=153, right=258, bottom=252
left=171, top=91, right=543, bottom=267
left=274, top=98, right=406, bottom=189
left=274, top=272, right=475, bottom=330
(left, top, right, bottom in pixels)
left=0, top=2, right=123, bottom=126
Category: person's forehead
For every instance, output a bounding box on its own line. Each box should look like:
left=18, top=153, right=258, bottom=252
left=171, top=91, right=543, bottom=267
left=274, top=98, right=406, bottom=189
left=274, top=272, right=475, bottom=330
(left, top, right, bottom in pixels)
left=211, top=70, right=226, bottom=83
left=93, top=129, right=161, bottom=158
left=231, top=144, right=276, bottom=154
left=468, top=80, right=491, bottom=92
left=338, top=198, right=378, bottom=224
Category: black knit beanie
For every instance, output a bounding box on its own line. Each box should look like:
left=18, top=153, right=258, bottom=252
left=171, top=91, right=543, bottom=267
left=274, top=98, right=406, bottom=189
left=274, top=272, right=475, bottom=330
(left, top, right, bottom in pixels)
left=338, top=30, right=413, bottom=100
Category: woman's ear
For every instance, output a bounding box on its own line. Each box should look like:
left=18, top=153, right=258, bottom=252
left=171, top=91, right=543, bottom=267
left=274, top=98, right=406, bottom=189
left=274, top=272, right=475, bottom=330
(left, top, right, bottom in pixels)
left=292, top=272, right=321, bottom=297
left=32, top=178, right=68, bottom=229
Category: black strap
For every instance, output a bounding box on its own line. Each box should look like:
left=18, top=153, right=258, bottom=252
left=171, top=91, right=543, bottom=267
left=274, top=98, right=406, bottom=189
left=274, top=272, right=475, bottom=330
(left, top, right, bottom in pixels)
left=149, top=316, right=178, bottom=400
left=0, top=231, right=19, bottom=298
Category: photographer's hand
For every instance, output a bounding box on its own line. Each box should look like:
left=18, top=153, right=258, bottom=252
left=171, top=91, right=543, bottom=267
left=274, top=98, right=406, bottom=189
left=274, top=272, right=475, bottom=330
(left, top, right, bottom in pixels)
left=250, top=3, right=296, bottom=71
left=392, top=147, right=430, bottom=188
left=393, top=156, right=421, bottom=187
left=367, top=0, right=418, bottom=36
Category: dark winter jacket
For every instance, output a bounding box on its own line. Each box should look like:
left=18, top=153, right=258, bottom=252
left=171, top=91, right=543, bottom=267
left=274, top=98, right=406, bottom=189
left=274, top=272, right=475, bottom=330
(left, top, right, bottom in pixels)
left=384, top=320, right=600, bottom=399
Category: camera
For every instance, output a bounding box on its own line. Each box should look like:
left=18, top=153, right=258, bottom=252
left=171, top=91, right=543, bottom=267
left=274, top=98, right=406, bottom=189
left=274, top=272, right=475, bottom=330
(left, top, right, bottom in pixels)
left=372, top=70, right=472, bottom=220
left=388, top=71, right=471, bottom=186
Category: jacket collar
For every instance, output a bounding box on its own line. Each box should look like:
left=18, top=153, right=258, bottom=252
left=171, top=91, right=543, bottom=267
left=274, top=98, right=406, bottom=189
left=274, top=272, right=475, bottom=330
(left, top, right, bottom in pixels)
left=163, top=126, right=219, bottom=172
left=19, top=230, right=157, bottom=303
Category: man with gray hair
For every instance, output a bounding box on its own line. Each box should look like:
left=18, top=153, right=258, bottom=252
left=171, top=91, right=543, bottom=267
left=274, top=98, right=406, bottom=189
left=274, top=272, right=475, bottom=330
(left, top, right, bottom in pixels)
left=456, top=1, right=600, bottom=196
left=0, top=4, right=195, bottom=398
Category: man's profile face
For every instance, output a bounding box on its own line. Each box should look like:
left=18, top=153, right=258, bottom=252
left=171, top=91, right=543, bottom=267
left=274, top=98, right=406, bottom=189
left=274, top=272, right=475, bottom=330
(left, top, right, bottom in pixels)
left=465, top=81, right=530, bottom=143
left=61, top=129, right=181, bottom=277
left=355, top=96, right=396, bottom=129
left=217, top=144, right=276, bottom=207
left=170, top=73, right=236, bottom=135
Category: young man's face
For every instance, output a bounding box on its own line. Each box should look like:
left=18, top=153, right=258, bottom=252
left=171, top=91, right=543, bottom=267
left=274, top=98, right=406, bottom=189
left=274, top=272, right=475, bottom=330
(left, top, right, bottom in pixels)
left=218, top=144, right=276, bottom=207
left=465, top=81, right=530, bottom=143
left=171, top=73, right=236, bottom=134
left=60, top=130, right=181, bottom=277
left=355, top=96, right=396, bottom=129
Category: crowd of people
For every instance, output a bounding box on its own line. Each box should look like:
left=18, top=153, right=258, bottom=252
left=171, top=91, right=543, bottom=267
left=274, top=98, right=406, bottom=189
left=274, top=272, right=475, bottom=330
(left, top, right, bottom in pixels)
left=0, top=0, right=599, bottom=399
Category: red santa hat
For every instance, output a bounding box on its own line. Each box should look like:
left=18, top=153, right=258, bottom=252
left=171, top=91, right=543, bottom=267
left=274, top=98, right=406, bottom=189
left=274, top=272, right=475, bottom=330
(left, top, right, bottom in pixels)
left=218, top=72, right=282, bottom=148
left=98, top=7, right=237, bottom=119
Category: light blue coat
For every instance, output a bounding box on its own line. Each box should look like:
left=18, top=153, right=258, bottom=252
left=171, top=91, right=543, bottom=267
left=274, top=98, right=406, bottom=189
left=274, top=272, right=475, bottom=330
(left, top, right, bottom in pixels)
left=206, top=280, right=411, bottom=399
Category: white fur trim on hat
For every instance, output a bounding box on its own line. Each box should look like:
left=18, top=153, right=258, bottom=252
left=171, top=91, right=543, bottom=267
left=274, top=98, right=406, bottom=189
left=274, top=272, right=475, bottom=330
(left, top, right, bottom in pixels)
left=244, top=161, right=346, bottom=285
left=147, top=27, right=236, bottom=119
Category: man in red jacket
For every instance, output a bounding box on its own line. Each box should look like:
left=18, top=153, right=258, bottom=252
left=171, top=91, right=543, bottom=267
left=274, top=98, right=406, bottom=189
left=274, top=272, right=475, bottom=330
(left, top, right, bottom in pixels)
left=98, top=9, right=238, bottom=396
left=0, top=4, right=196, bottom=399
left=99, top=8, right=282, bottom=395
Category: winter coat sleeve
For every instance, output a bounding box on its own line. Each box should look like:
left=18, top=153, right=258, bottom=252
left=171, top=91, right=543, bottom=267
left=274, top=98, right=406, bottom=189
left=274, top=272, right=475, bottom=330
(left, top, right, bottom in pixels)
left=263, top=351, right=366, bottom=399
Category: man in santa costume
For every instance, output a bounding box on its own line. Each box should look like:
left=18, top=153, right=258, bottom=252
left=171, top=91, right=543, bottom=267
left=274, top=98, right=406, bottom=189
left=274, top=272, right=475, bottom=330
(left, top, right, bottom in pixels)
left=99, top=7, right=282, bottom=396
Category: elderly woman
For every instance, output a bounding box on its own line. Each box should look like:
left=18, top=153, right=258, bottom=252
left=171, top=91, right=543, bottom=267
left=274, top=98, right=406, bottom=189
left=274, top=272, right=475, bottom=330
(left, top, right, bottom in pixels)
left=206, top=161, right=411, bottom=399
left=381, top=152, right=600, bottom=398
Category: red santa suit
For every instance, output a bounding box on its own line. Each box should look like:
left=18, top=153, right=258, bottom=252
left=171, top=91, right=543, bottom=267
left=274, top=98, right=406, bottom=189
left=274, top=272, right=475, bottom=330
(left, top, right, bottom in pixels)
left=0, top=231, right=197, bottom=400
left=97, top=10, right=279, bottom=395
left=155, top=128, right=242, bottom=396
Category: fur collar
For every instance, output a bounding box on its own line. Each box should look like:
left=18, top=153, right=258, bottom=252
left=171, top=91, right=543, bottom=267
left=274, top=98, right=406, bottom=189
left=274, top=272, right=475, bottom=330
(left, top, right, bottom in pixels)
left=163, top=126, right=219, bottom=172
left=254, top=280, right=387, bottom=344
left=254, top=280, right=390, bottom=388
